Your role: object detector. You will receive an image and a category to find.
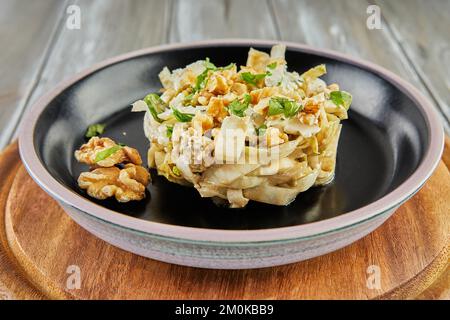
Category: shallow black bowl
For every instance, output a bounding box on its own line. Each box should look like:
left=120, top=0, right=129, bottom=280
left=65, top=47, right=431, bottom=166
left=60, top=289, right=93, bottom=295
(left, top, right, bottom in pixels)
left=26, top=41, right=441, bottom=230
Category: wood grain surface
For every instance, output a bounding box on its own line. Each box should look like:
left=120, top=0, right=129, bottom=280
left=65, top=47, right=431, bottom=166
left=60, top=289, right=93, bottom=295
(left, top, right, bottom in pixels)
left=0, top=139, right=448, bottom=300
left=169, top=0, right=278, bottom=41
left=0, top=0, right=66, bottom=148
left=375, top=0, right=450, bottom=125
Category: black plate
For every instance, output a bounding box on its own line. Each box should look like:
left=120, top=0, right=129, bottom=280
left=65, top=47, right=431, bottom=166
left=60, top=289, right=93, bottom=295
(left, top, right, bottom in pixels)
left=34, top=44, right=428, bottom=230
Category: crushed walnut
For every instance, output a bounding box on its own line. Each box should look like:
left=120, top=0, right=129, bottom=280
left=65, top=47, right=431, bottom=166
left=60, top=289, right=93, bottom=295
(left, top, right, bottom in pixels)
left=75, top=137, right=150, bottom=202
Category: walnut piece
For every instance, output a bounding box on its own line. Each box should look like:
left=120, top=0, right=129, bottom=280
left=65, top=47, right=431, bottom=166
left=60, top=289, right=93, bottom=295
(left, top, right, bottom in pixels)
left=206, top=74, right=229, bottom=95
left=74, top=137, right=142, bottom=167
left=75, top=136, right=150, bottom=202
left=78, top=164, right=150, bottom=202
left=206, top=97, right=228, bottom=123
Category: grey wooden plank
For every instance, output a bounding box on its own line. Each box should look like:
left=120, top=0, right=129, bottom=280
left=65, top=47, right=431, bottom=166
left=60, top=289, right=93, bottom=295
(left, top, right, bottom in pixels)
left=12, top=0, right=172, bottom=140
left=169, top=0, right=278, bottom=42
left=0, top=0, right=66, bottom=148
left=375, top=0, right=450, bottom=125
left=270, top=0, right=450, bottom=133
left=271, top=0, right=416, bottom=70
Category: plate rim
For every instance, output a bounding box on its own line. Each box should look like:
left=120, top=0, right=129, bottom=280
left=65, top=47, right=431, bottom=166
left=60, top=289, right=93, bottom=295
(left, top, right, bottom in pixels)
left=18, top=39, right=444, bottom=243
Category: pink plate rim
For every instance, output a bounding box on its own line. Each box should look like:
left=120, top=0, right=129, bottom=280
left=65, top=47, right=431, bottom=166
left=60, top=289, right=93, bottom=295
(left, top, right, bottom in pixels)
left=18, top=39, right=444, bottom=243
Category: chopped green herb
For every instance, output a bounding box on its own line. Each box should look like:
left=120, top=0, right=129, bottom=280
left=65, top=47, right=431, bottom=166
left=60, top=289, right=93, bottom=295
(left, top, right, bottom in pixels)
left=204, top=57, right=217, bottom=70
left=193, top=69, right=209, bottom=92
left=256, top=124, right=267, bottom=136
left=193, top=58, right=222, bottom=93
left=144, top=93, right=165, bottom=122
left=184, top=93, right=194, bottom=100
left=172, top=107, right=194, bottom=122
left=268, top=97, right=303, bottom=118
left=330, top=91, right=352, bottom=110
left=85, top=123, right=106, bottom=138
left=193, top=65, right=216, bottom=93
left=268, top=97, right=285, bottom=116
left=204, top=58, right=236, bottom=71
left=183, top=92, right=195, bottom=105
left=283, top=100, right=302, bottom=117
left=228, top=94, right=251, bottom=117
left=240, top=72, right=270, bottom=86
left=94, top=144, right=124, bottom=163
left=193, top=60, right=237, bottom=93
left=267, top=62, right=277, bottom=69
left=166, top=125, right=173, bottom=138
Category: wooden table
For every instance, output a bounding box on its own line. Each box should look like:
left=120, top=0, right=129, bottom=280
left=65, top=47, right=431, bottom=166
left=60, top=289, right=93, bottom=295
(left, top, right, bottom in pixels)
left=0, top=0, right=448, bottom=299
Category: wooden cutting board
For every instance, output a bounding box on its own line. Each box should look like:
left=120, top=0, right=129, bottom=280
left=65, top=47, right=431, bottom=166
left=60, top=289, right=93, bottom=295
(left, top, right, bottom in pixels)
left=0, top=139, right=448, bottom=300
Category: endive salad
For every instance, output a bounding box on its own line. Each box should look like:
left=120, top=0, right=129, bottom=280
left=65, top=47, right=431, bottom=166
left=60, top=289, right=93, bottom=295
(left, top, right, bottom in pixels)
left=132, top=44, right=351, bottom=208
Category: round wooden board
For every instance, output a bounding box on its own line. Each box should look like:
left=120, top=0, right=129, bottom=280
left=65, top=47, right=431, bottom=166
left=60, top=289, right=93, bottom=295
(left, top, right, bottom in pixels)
left=0, top=141, right=449, bottom=300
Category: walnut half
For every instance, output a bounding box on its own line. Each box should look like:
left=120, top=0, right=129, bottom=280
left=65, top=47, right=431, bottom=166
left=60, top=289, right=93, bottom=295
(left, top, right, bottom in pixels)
left=74, top=137, right=142, bottom=167
left=75, top=136, right=150, bottom=202
left=78, top=164, right=150, bottom=202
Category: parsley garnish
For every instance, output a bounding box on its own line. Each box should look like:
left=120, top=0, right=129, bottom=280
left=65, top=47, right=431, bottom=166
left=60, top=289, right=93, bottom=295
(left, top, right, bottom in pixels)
left=144, top=93, right=165, bottom=122
left=228, top=94, right=251, bottom=117
left=240, top=71, right=270, bottom=86
left=330, top=91, right=352, bottom=110
left=85, top=123, right=106, bottom=138
left=172, top=107, right=194, bottom=122
left=268, top=97, right=303, bottom=118
left=267, top=62, right=277, bottom=69
left=193, top=58, right=218, bottom=93
left=256, top=124, right=267, bottom=136
left=183, top=92, right=195, bottom=105
left=204, top=57, right=216, bottom=70
left=193, top=59, right=236, bottom=93
left=166, top=125, right=173, bottom=138
left=193, top=70, right=209, bottom=92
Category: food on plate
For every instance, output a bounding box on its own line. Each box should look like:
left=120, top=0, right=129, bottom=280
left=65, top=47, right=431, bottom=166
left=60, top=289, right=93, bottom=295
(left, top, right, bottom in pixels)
left=133, top=44, right=352, bottom=208
left=75, top=137, right=150, bottom=202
